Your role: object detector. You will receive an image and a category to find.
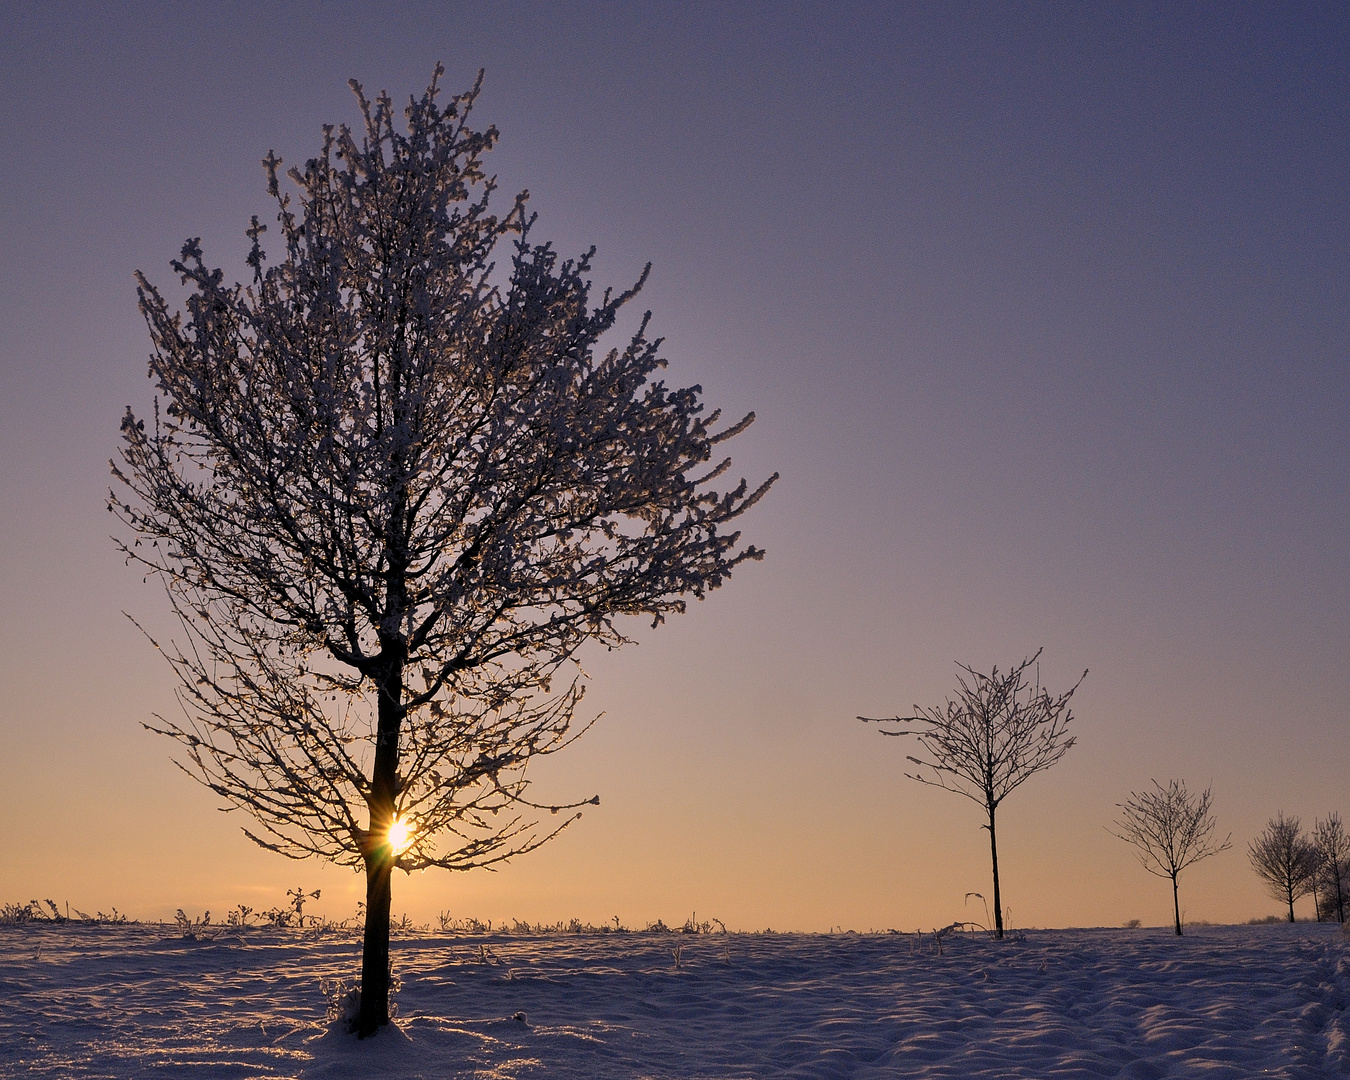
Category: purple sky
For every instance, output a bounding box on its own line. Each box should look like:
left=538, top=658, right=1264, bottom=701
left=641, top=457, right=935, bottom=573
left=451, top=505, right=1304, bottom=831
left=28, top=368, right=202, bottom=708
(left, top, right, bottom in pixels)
left=2, top=2, right=1347, bottom=929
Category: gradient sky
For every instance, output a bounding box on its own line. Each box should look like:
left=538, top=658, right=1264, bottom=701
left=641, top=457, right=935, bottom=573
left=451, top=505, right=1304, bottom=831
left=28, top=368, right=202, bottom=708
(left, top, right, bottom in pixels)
left=2, top=2, right=1347, bottom=932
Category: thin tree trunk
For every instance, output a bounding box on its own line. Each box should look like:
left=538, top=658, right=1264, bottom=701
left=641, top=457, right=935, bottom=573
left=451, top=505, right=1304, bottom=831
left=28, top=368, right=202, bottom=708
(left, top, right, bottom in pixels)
left=1171, top=874, right=1182, bottom=936
left=1286, top=885, right=1296, bottom=923
left=354, top=444, right=411, bottom=1038
left=354, top=662, right=403, bottom=1037
left=988, top=805, right=1003, bottom=940
left=356, top=851, right=393, bottom=1036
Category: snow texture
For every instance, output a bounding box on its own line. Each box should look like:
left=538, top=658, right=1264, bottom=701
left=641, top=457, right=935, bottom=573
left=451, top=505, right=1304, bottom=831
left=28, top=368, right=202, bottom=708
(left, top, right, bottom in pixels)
left=3, top=922, right=1348, bottom=1077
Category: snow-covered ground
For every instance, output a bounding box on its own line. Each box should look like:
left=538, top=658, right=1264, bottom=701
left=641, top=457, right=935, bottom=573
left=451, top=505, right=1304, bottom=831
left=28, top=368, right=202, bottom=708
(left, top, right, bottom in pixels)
left=3, top=921, right=1347, bottom=1078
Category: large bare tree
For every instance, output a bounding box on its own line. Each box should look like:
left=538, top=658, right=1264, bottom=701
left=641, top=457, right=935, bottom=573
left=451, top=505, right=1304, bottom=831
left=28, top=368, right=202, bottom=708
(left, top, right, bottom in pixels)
left=859, top=648, right=1085, bottom=938
left=111, top=68, right=774, bottom=1037
left=1110, top=779, right=1231, bottom=935
left=1248, top=814, right=1319, bottom=922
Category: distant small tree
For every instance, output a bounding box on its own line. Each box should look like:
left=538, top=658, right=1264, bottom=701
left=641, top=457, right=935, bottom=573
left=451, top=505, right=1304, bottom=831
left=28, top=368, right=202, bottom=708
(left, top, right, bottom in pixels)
left=1248, top=814, right=1319, bottom=922
left=1313, top=813, right=1349, bottom=923
left=1110, top=780, right=1231, bottom=936
left=859, top=648, right=1085, bottom=939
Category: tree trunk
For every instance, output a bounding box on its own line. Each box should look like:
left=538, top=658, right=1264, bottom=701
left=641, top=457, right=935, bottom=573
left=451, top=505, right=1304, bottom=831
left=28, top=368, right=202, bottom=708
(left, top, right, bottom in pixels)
left=353, top=662, right=404, bottom=1038
left=355, top=851, right=393, bottom=1036
left=1171, top=873, right=1182, bottom=936
left=988, top=805, right=1003, bottom=940
left=1286, top=885, right=1296, bottom=923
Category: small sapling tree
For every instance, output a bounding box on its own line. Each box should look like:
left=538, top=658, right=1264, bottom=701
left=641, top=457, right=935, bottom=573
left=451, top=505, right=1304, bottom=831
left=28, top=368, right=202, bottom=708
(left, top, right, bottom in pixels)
left=111, top=68, right=774, bottom=1037
left=1248, top=814, right=1319, bottom=922
left=1313, top=813, right=1348, bottom=923
left=1110, top=780, right=1231, bottom=935
left=859, top=648, right=1085, bottom=939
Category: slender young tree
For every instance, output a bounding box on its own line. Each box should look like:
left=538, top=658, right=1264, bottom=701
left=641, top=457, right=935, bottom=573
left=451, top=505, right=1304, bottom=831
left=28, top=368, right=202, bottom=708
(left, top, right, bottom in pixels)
left=1248, top=814, right=1319, bottom=922
left=1110, top=780, right=1231, bottom=935
left=111, top=68, right=774, bottom=1037
left=1313, top=813, right=1349, bottom=923
left=859, top=648, right=1085, bottom=939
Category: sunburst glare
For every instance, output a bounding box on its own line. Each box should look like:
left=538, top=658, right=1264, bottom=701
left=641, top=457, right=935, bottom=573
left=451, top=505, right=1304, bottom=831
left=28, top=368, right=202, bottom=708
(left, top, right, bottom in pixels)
left=387, top=816, right=413, bottom=855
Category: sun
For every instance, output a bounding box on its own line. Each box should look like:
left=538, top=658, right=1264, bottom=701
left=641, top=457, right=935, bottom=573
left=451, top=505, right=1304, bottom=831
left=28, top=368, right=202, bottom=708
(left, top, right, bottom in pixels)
left=387, top=816, right=413, bottom=855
